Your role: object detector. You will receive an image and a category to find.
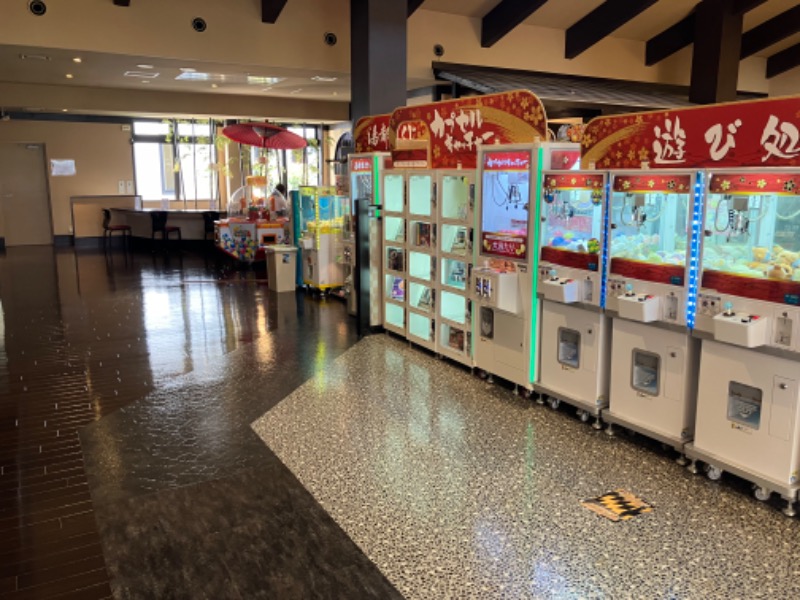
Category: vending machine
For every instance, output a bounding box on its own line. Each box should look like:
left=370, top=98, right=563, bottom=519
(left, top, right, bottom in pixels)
left=346, top=153, right=389, bottom=321
left=472, top=143, right=579, bottom=395
left=603, top=171, right=704, bottom=459
left=686, top=169, right=800, bottom=516
left=535, top=171, right=610, bottom=428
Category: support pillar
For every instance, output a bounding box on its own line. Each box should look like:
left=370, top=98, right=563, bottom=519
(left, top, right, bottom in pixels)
left=689, top=0, right=744, bottom=104
left=350, top=0, right=408, bottom=124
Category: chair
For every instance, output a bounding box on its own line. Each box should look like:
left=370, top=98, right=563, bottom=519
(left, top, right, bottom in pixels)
left=202, top=211, right=220, bottom=241
left=149, top=211, right=181, bottom=251
left=102, top=209, right=131, bottom=250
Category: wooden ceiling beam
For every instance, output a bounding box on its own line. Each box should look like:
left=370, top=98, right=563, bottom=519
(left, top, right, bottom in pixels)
left=767, top=41, right=800, bottom=78
left=645, top=9, right=696, bottom=66
left=481, top=0, right=550, bottom=48
left=566, top=0, right=659, bottom=59
left=741, top=5, right=800, bottom=59
left=262, top=0, right=289, bottom=24
left=408, top=0, right=425, bottom=17
left=112, top=0, right=131, bottom=6
left=731, top=0, right=767, bottom=14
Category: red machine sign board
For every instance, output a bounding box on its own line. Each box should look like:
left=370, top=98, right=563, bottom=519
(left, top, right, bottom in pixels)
left=581, top=95, right=800, bottom=170
left=390, top=90, right=549, bottom=169
left=354, top=114, right=392, bottom=153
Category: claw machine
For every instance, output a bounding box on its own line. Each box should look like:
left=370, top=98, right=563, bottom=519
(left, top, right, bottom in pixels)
left=603, top=171, right=704, bottom=458
left=686, top=169, right=800, bottom=516
left=535, top=171, right=610, bottom=427
left=437, top=171, right=475, bottom=366
left=382, top=170, right=408, bottom=336
left=472, top=143, right=579, bottom=395
left=346, top=153, right=390, bottom=321
left=297, top=186, right=347, bottom=292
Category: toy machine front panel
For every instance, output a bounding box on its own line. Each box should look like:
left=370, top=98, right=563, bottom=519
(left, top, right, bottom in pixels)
left=538, top=171, right=608, bottom=306
left=695, top=170, right=800, bottom=353
left=473, top=145, right=538, bottom=387
left=381, top=170, right=407, bottom=335
left=406, top=171, right=437, bottom=349
left=606, top=171, right=700, bottom=327
left=437, top=170, right=475, bottom=365
left=694, top=339, right=800, bottom=487
left=299, top=187, right=347, bottom=289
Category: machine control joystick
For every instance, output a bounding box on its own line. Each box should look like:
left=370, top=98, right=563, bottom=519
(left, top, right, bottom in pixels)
left=549, top=268, right=558, bottom=281
left=625, top=283, right=635, bottom=297
left=723, top=301, right=735, bottom=317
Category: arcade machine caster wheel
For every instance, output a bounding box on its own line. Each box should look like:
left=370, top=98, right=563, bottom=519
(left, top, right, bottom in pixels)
left=577, top=409, right=590, bottom=423
left=477, top=369, right=488, bottom=380
left=706, top=465, right=723, bottom=481
left=783, top=500, right=796, bottom=518
left=522, top=388, right=536, bottom=401
left=754, top=487, right=771, bottom=502
left=548, top=397, right=561, bottom=410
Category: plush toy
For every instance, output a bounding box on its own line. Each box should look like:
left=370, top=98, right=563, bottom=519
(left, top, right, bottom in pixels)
left=776, top=250, right=800, bottom=268
left=768, top=263, right=792, bottom=280
left=587, top=238, right=600, bottom=254
left=752, top=247, right=771, bottom=263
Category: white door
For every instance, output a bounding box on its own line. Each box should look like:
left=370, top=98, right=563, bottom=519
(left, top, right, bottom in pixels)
left=0, top=143, right=53, bottom=246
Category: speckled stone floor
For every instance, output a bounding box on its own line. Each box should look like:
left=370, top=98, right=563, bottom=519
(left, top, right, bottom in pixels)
left=253, top=335, right=800, bottom=600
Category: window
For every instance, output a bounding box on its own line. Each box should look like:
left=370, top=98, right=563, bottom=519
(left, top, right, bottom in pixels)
left=246, top=125, right=321, bottom=191
left=132, top=119, right=219, bottom=207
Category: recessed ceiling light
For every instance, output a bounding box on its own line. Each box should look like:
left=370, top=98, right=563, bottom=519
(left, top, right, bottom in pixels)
left=141, top=80, right=150, bottom=84
left=261, top=87, right=273, bottom=92
left=65, top=74, right=74, bottom=79
left=72, top=57, right=82, bottom=64
left=137, top=64, right=154, bottom=69
left=19, top=53, right=50, bottom=61
left=62, top=108, right=69, bottom=112
left=179, top=67, right=196, bottom=73
left=332, top=91, right=338, bottom=96
left=124, top=71, right=160, bottom=79
left=290, top=88, right=303, bottom=94
left=311, top=75, right=337, bottom=82
left=211, top=84, right=219, bottom=89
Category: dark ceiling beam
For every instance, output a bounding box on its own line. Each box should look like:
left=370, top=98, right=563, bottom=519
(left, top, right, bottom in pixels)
left=731, top=0, right=767, bottom=14
left=690, top=0, right=744, bottom=104
left=645, top=9, right=696, bottom=66
left=767, top=41, right=800, bottom=78
left=741, top=5, right=800, bottom=59
left=481, top=0, right=550, bottom=48
left=262, top=0, right=289, bottom=24
left=408, top=0, right=425, bottom=17
left=112, top=0, right=130, bottom=6
left=566, top=0, right=659, bottom=59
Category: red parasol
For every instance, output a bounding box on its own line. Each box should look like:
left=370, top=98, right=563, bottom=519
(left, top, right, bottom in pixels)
left=222, top=122, right=307, bottom=150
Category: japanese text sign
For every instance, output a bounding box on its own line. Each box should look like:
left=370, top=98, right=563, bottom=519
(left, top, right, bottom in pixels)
left=390, top=90, right=548, bottom=169
left=581, top=95, right=800, bottom=170
left=354, top=114, right=391, bottom=153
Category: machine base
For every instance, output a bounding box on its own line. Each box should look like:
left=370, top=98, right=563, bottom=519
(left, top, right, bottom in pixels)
left=535, top=383, right=604, bottom=428
left=685, top=442, right=799, bottom=514
left=603, top=409, right=689, bottom=456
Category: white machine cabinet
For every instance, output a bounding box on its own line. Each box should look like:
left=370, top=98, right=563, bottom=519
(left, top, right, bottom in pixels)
left=534, top=171, right=610, bottom=427
left=686, top=169, right=800, bottom=515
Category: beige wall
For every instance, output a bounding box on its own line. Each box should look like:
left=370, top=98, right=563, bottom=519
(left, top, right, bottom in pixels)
left=0, top=121, right=133, bottom=236
left=769, top=71, right=800, bottom=97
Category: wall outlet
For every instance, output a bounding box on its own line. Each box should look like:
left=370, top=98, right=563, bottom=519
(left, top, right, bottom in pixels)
left=126, top=180, right=134, bottom=194
left=118, top=180, right=126, bottom=194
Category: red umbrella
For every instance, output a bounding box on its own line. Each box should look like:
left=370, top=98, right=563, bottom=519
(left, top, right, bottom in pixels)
left=222, top=122, right=307, bottom=150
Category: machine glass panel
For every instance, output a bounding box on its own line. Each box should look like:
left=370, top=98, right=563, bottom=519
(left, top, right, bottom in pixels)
left=479, top=150, right=532, bottom=261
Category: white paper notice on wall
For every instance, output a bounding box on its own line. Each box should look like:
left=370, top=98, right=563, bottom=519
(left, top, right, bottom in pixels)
left=50, top=159, right=77, bottom=177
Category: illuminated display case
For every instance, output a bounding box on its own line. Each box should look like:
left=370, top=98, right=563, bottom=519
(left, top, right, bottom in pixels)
left=436, top=172, right=474, bottom=365
left=405, top=172, right=436, bottom=350
left=381, top=171, right=407, bottom=335
left=297, top=186, right=347, bottom=291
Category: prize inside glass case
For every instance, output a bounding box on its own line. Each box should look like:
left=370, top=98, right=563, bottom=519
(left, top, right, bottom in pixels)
left=701, top=173, right=800, bottom=299
left=480, top=150, right=532, bottom=261
left=441, top=175, right=470, bottom=221
left=409, top=174, right=433, bottom=216
left=609, top=174, right=693, bottom=281
left=384, top=174, right=405, bottom=213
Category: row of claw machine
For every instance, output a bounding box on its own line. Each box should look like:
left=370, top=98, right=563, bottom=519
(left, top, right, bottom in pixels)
left=376, top=143, right=800, bottom=515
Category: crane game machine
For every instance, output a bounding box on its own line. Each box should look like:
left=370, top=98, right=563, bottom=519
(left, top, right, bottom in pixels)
left=535, top=171, right=610, bottom=428
left=687, top=169, right=800, bottom=515
left=473, top=143, right=579, bottom=396
left=347, top=152, right=390, bottom=321
left=603, top=170, right=703, bottom=459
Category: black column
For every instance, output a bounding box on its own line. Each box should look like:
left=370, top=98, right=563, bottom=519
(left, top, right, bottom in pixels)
left=689, top=0, right=744, bottom=104
left=350, top=0, right=408, bottom=124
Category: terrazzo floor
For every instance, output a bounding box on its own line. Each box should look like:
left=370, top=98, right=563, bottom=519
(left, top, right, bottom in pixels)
left=253, top=335, right=800, bottom=600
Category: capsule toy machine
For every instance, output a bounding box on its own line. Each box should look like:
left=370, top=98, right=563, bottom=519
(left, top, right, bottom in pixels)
left=686, top=169, right=800, bottom=515
left=297, top=186, right=348, bottom=293
left=345, top=153, right=390, bottom=320
left=472, top=143, right=579, bottom=395
left=603, top=171, right=703, bottom=458
left=535, top=171, right=610, bottom=427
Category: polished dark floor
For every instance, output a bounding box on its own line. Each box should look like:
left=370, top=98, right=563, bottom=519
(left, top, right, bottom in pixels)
left=0, top=246, right=400, bottom=599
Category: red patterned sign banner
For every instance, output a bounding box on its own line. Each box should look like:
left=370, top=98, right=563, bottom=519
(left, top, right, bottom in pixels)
left=708, top=172, right=800, bottom=195
left=545, top=173, right=605, bottom=190
left=390, top=90, right=548, bottom=169
left=354, top=114, right=391, bottom=153
left=612, top=174, right=693, bottom=193
left=581, top=95, right=800, bottom=170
